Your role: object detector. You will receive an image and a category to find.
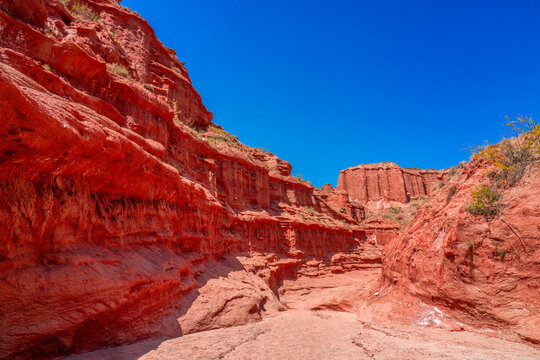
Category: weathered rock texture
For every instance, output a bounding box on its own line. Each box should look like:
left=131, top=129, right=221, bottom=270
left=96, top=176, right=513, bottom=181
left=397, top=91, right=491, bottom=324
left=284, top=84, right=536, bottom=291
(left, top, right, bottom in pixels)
left=335, top=162, right=446, bottom=207
left=0, top=1, right=370, bottom=358
left=381, top=159, right=540, bottom=344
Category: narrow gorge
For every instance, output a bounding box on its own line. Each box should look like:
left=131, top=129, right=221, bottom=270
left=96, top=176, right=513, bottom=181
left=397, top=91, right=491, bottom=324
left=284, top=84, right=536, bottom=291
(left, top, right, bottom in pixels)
left=0, top=1, right=539, bottom=359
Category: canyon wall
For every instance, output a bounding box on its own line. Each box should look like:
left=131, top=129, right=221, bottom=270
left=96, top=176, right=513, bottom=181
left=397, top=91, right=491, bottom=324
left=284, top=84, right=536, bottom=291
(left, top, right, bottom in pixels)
left=0, top=1, right=368, bottom=358
left=381, top=159, right=540, bottom=344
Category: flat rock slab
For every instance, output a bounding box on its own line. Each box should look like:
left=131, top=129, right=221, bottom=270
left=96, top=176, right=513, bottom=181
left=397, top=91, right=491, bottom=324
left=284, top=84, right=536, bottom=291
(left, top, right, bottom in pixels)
left=68, top=309, right=540, bottom=360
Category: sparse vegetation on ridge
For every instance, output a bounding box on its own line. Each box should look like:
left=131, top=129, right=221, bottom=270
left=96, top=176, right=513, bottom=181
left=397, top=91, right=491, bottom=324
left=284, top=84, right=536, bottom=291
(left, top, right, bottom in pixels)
left=447, top=161, right=468, bottom=180
left=206, top=125, right=241, bottom=148
left=381, top=206, right=408, bottom=228
left=294, top=174, right=310, bottom=184
left=473, top=115, right=539, bottom=186
left=107, top=63, right=131, bottom=79
left=63, top=1, right=101, bottom=22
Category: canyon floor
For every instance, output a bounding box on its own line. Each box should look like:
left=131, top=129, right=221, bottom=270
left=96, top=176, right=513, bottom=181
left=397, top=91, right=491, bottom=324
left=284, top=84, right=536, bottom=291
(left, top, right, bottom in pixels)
left=67, top=268, right=540, bottom=360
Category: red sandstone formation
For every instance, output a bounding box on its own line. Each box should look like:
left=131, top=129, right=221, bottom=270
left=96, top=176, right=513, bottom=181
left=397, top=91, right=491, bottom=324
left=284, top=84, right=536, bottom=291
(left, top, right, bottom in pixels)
left=0, top=1, right=371, bottom=358
left=381, top=159, right=540, bottom=344
left=321, top=163, right=446, bottom=242
left=333, top=162, right=446, bottom=212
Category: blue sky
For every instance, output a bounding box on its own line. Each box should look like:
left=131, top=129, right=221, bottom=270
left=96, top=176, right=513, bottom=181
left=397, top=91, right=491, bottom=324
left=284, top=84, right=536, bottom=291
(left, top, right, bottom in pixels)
left=123, top=0, right=540, bottom=187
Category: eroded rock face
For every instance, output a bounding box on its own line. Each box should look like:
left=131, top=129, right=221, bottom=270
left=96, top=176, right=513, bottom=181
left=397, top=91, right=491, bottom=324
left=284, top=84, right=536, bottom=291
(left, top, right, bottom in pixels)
left=320, top=163, right=447, bottom=245
left=0, top=1, right=371, bottom=358
left=335, top=162, right=447, bottom=207
left=381, top=159, right=540, bottom=344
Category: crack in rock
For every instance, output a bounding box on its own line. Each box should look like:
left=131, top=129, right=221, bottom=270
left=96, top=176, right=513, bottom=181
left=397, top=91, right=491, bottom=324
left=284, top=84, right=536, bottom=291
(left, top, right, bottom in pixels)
left=216, top=328, right=267, bottom=359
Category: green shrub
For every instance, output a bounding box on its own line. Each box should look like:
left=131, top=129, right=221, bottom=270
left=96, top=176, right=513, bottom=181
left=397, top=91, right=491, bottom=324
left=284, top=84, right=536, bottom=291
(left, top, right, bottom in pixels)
left=107, top=63, right=131, bottom=79
left=382, top=213, right=395, bottom=221
left=492, top=242, right=507, bottom=258
left=387, top=207, right=401, bottom=214
left=144, top=83, right=154, bottom=92
left=506, top=115, right=540, bottom=154
left=70, top=2, right=100, bottom=22
left=466, top=184, right=501, bottom=217
left=381, top=207, right=408, bottom=228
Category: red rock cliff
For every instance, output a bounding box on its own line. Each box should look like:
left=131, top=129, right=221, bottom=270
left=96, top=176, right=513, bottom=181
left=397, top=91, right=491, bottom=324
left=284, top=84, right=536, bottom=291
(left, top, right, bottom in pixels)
left=0, top=1, right=369, bottom=358
left=335, top=162, right=447, bottom=204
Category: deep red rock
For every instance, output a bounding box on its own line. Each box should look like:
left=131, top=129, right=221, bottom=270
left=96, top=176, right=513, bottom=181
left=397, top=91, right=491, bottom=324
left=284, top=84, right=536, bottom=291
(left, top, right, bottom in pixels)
left=1, top=0, right=47, bottom=27
left=0, top=1, right=370, bottom=358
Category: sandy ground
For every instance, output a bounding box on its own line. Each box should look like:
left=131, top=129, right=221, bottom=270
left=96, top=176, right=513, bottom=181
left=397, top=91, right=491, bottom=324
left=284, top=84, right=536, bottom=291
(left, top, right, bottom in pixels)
left=67, top=270, right=540, bottom=360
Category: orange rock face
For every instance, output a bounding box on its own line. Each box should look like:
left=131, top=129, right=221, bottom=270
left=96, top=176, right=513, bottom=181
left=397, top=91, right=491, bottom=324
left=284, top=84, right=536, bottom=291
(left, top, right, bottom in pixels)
left=381, top=159, right=540, bottom=344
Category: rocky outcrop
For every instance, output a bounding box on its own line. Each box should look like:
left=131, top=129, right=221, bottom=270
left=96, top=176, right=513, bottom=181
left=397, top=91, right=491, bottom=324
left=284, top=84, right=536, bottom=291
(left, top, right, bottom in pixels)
left=316, top=184, right=365, bottom=222
left=0, top=1, right=368, bottom=358
left=381, top=159, right=540, bottom=344
left=362, top=218, right=401, bottom=246
left=335, top=162, right=447, bottom=206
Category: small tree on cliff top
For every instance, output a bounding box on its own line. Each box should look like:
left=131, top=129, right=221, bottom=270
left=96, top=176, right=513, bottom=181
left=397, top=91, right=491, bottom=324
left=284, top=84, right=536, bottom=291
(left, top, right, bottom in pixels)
left=473, top=115, right=539, bottom=186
